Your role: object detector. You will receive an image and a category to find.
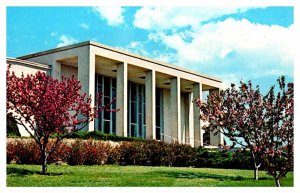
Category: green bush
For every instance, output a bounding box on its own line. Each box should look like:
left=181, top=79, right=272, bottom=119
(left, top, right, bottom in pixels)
left=64, top=131, right=145, bottom=142
left=7, top=138, right=253, bottom=169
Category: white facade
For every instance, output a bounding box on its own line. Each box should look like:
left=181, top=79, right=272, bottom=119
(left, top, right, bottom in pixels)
left=9, top=41, right=224, bottom=147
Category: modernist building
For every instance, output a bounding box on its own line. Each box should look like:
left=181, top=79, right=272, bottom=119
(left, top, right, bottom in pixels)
left=8, top=41, right=224, bottom=147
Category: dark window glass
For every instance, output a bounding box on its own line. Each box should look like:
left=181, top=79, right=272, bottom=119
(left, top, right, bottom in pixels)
left=156, top=106, right=160, bottom=126
left=128, top=81, right=147, bottom=139
left=104, top=77, right=110, bottom=96
left=96, top=74, right=118, bottom=135
left=143, top=102, right=146, bottom=123
left=131, top=102, right=137, bottom=123
left=143, top=125, right=146, bottom=138
left=131, top=124, right=138, bottom=137
left=131, top=85, right=137, bottom=102
left=138, top=94, right=142, bottom=113
left=127, top=124, right=130, bottom=137
left=112, top=113, right=116, bottom=134
left=104, top=109, right=110, bottom=120
left=138, top=113, right=142, bottom=137
left=156, top=127, right=161, bottom=140
left=112, top=88, right=116, bottom=110
left=98, top=111, right=102, bottom=131
left=155, top=88, right=163, bottom=139
left=103, top=120, right=110, bottom=134
left=112, top=78, right=116, bottom=88
left=104, top=96, right=111, bottom=107
left=156, top=88, right=160, bottom=105
left=112, top=88, right=116, bottom=98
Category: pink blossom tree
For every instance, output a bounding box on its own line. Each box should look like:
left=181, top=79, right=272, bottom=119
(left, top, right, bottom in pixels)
left=196, top=80, right=265, bottom=180
left=6, top=65, right=116, bottom=174
left=195, top=76, right=293, bottom=185
left=261, top=76, right=293, bottom=187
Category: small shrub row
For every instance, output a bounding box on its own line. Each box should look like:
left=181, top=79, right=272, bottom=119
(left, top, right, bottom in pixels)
left=51, top=131, right=145, bottom=142
left=7, top=138, right=252, bottom=169
left=7, top=139, right=112, bottom=165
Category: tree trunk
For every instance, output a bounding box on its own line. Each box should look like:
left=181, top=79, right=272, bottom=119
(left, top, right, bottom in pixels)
left=275, top=179, right=281, bottom=187
left=250, top=152, right=261, bottom=180
left=41, top=146, right=48, bottom=174
left=254, top=167, right=259, bottom=180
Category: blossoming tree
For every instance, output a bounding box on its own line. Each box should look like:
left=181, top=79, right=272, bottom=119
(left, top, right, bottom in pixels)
left=6, top=65, right=116, bottom=174
left=195, top=76, right=293, bottom=186
left=261, top=76, right=293, bottom=187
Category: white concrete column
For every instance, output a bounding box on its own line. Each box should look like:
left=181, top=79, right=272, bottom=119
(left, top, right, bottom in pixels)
left=193, top=82, right=203, bottom=147
left=171, top=77, right=181, bottom=143
left=188, top=92, right=195, bottom=147
left=116, top=62, right=128, bottom=137
left=209, top=88, right=224, bottom=146
left=145, top=70, right=156, bottom=139
left=78, top=50, right=96, bottom=132
left=51, top=60, right=61, bottom=81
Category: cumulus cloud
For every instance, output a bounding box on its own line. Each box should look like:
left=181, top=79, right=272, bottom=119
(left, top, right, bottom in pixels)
left=93, top=7, right=125, bottom=26
left=134, top=7, right=249, bottom=30
left=118, top=41, right=178, bottom=64
left=57, top=35, right=77, bottom=47
left=147, top=18, right=294, bottom=88
left=80, top=23, right=89, bottom=29
left=117, top=41, right=151, bottom=58
left=50, top=32, right=58, bottom=37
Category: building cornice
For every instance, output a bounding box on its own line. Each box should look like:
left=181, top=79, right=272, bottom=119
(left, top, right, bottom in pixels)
left=17, top=41, right=221, bottom=83
left=7, top=57, right=51, bottom=70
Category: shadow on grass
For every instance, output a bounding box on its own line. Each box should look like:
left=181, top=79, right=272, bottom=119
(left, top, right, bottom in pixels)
left=7, top=167, right=63, bottom=176
left=155, top=171, right=252, bottom=181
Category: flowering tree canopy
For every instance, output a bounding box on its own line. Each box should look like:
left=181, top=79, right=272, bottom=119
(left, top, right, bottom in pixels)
left=261, top=76, right=293, bottom=187
left=195, top=76, right=293, bottom=186
left=6, top=65, right=116, bottom=174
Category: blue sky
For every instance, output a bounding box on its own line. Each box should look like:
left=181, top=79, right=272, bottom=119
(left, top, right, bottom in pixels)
left=7, top=6, right=294, bottom=94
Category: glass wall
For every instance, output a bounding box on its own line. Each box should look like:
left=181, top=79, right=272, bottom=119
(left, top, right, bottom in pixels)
left=95, top=74, right=116, bottom=134
left=127, top=82, right=146, bottom=138
left=156, top=88, right=163, bottom=140
left=127, top=82, right=163, bottom=139
left=96, top=74, right=163, bottom=139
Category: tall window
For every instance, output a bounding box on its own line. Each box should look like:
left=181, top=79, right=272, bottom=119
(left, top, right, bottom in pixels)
left=156, top=88, right=163, bottom=140
left=95, top=74, right=116, bottom=134
left=127, top=82, right=146, bottom=138
left=96, top=75, right=163, bottom=139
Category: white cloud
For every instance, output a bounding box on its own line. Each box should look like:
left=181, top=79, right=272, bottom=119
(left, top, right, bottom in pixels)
left=134, top=7, right=249, bottom=30
left=148, top=18, right=294, bottom=87
left=118, top=41, right=178, bottom=64
left=50, top=32, right=58, bottom=37
left=92, top=7, right=125, bottom=26
left=118, top=41, right=150, bottom=57
left=57, top=35, right=77, bottom=48
left=80, top=23, right=89, bottom=29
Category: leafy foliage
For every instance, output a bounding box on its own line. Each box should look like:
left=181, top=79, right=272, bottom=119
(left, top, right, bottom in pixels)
left=6, top=65, right=116, bottom=174
left=7, top=138, right=253, bottom=169
left=64, top=130, right=145, bottom=142
left=260, top=76, right=294, bottom=187
left=195, top=76, right=293, bottom=186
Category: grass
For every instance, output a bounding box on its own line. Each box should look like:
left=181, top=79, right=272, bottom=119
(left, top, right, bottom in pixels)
left=7, top=164, right=293, bottom=187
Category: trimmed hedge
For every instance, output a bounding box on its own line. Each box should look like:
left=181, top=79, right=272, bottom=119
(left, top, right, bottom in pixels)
left=54, top=131, right=145, bottom=142
left=7, top=131, right=145, bottom=142
left=7, top=138, right=252, bottom=169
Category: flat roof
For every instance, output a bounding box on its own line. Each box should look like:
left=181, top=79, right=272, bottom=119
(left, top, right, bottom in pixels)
left=18, top=41, right=222, bottom=83
left=7, top=57, right=51, bottom=70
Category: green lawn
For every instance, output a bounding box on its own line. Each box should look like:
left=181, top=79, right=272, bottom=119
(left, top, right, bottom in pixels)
left=7, top=164, right=293, bottom=187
